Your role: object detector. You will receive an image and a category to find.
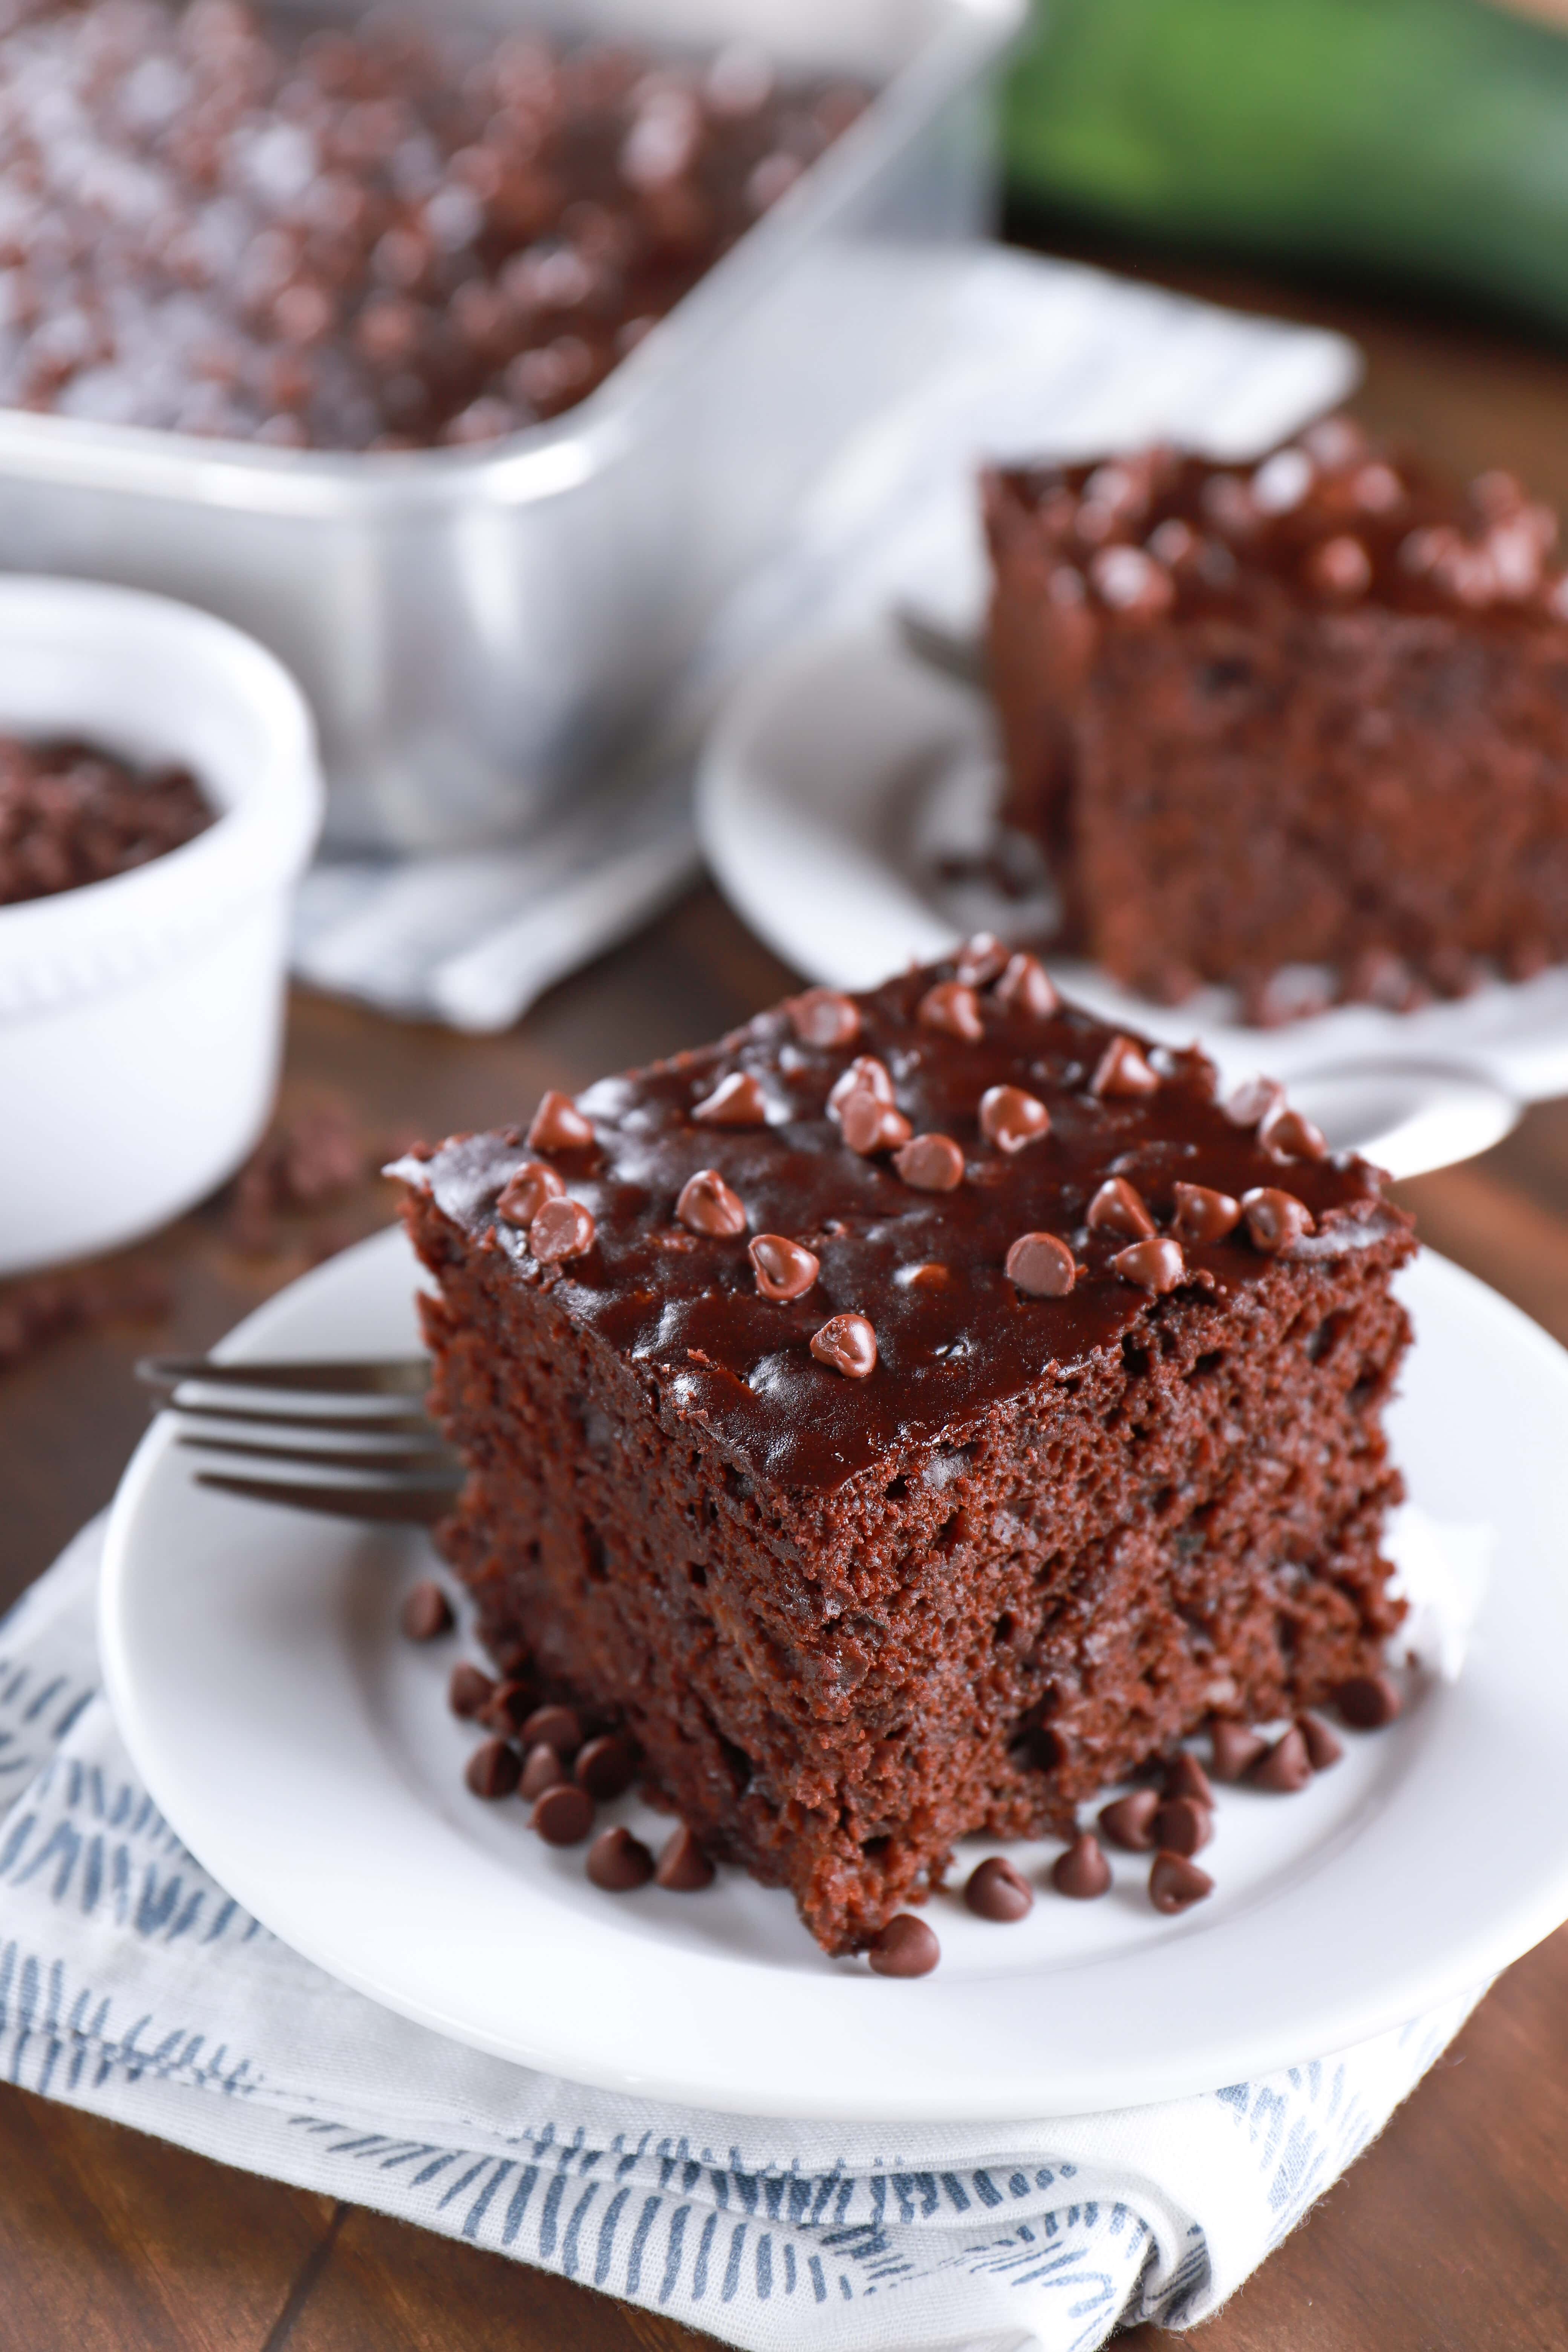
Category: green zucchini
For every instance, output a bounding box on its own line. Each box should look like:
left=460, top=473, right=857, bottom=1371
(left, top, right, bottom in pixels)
left=1004, top=0, right=1568, bottom=335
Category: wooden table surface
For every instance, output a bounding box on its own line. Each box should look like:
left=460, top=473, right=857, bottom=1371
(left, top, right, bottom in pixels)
left=6, top=244, right=1568, bottom=2351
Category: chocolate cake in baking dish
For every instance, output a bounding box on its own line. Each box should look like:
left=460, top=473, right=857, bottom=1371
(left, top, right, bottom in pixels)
left=397, top=946, right=1414, bottom=1954
left=0, top=2, right=868, bottom=452
left=984, top=415, right=1568, bottom=1022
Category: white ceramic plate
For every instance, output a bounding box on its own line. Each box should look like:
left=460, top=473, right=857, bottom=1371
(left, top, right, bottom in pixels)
left=695, top=625, right=1568, bottom=1179
left=101, top=1225, right=1568, bottom=2123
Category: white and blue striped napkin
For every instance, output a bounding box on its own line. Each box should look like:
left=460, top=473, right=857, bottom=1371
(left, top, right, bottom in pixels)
left=0, top=1517, right=1477, bottom=2352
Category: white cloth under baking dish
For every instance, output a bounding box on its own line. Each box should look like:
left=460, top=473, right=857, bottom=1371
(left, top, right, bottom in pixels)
left=0, top=1517, right=1476, bottom=2352
left=291, top=245, right=1357, bottom=1033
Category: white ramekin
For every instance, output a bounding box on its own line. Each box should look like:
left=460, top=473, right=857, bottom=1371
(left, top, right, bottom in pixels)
left=0, top=578, right=323, bottom=1275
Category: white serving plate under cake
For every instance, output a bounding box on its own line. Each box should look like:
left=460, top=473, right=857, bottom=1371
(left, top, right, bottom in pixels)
left=101, top=1225, right=1568, bottom=2123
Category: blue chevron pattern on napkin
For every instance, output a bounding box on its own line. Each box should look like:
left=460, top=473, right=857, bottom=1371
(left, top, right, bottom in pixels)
left=0, top=1521, right=1476, bottom=2352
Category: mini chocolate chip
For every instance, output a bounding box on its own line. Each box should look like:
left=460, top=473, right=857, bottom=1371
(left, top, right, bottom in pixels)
left=1335, top=1672, right=1403, bottom=1729
left=1259, top=1102, right=1329, bottom=1161
left=980, top=1085, right=1050, bottom=1153
left=1472, top=465, right=1524, bottom=520
left=1305, top=534, right=1372, bottom=599
left=839, top=1089, right=912, bottom=1155
left=655, top=1824, right=715, bottom=1890
left=1090, top=1035, right=1159, bottom=1096
left=675, top=1168, right=747, bottom=1237
left=529, top=1196, right=596, bottom=1263
left=1149, top=1851, right=1214, bottom=1914
left=749, top=1233, right=820, bottom=1302
left=963, top=1856, right=1034, bottom=1922
left=692, top=1070, right=769, bottom=1126
left=1171, top=1182, right=1242, bottom=1244
left=1051, top=1832, right=1112, bottom=1899
left=1250, top=1725, right=1312, bottom=1793
left=1241, top=1188, right=1314, bottom=1252
left=784, top=986, right=860, bottom=1047
left=1164, top=1751, right=1215, bottom=1806
left=1226, top=1075, right=1285, bottom=1129
left=1210, top=1720, right=1266, bottom=1782
left=917, top=980, right=983, bottom=1041
left=532, top=1782, right=596, bottom=1845
left=465, top=1737, right=521, bottom=1800
left=828, top=1055, right=894, bottom=1112
left=497, top=1160, right=564, bottom=1227
left=1242, top=965, right=1335, bottom=1027
left=400, top=1579, right=453, bottom=1642
left=481, top=1678, right=531, bottom=1733
left=1148, top=516, right=1197, bottom=567
left=587, top=1826, right=655, bottom=1891
left=520, top=1742, right=568, bottom=1800
left=1355, top=460, right=1405, bottom=511
left=1090, top=544, right=1174, bottom=617
left=1428, top=946, right=1487, bottom=998
left=1504, top=936, right=1551, bottom=983
left=955, top=931, right=1009, bottom=986
left=992, top=951, right=1058, bottom=1016
left=893, top=1132, right=965, bottom=1191
left=449, top=1663, right=495, bottom=1720
left=1005, top=1231, right=1076, bottom=1297
left=1087, top=1176, right=1155, bottom=1239
left=811, top=1313, right=877, bottom=1378
left=1298, top=1713, right=1344, bottom=1770
left=521, top=1704, right=583, bottom=1757
left=1303, top=415, right=1368, bottom=467
left=527, top=1090, right=594, bottom=1153
left=1111, top=1238, right=1186, bottom=1293
left=841, top=1082, right=912, bottom=1157
left=1153, top=1796, right=1214, bottom=1856
left=1146, top=958, right=1204, bottom=1003
left=1345, top=946, right=1426, bottom=1009
left=1099, top=1788, right=1161, bottom=1851
left=867, top=1914, right=940, bottom=1977
left=575, top=1732, right=639, bottom=1799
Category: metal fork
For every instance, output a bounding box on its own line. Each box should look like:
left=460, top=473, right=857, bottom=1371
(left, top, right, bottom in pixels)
left=893, top=603, right=986, bottom=692
left=136, top=1354, right=464, bottom=1525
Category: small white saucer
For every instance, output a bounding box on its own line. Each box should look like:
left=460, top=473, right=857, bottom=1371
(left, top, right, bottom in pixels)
left=694, top=625, right=1568, bottom=1178
left=100, top=1227, right=1568, bottom=2122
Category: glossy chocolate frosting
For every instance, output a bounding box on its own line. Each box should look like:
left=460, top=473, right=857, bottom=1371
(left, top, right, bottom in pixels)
left=395, top=959, right=1401, bottom=1488
left=987, top=417, right=1568, bottom=631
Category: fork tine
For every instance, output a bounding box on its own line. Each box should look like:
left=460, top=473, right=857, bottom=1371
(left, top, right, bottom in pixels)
left=893, top=603, right=987, bottom=691
left=138, top=1355, right=430, bottom=1397
left=164, top=1401, right=439, bottom=1438
left=178, top=1433, right=460, bottom=1478
left=194, top=1471, right=456, bottom=1525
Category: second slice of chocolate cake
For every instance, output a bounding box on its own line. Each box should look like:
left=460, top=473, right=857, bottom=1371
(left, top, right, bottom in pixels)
left=985, top=416, right=1568, bottom=1019
left=397, top=948, right=1415, bottom=1954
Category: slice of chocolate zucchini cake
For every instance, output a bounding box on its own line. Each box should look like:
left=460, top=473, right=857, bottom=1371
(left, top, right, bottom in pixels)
left=985, top=415, right=1568, bottom=1018
left=395, top=947, right=1415, bottom=1955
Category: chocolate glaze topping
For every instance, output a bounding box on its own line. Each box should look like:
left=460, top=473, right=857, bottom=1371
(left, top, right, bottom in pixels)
left=395, top=957, right=1397, bottom=1490
left=987, top=417, right=1568, bottom=630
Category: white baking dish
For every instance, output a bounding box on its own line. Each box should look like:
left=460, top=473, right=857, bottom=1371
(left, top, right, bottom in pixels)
left=0, top=579, right=323, bottom=1275
left=0, top=0, right=1024, bottom=855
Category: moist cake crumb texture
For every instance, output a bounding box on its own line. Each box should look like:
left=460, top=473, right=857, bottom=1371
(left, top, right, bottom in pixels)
left=397, top=951, right=1415, bottom=1954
